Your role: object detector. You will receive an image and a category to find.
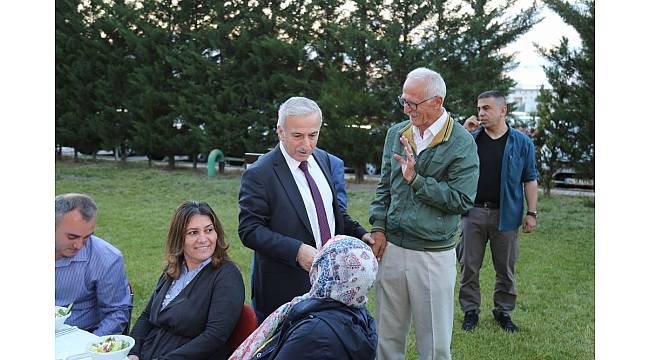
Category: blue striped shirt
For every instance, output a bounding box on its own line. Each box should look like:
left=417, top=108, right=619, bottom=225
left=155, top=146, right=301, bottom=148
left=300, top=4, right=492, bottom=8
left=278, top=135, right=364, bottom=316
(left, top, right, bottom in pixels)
left=161, top=258, right=212, bottom=309
left=55, top=235, right=132, bottom=336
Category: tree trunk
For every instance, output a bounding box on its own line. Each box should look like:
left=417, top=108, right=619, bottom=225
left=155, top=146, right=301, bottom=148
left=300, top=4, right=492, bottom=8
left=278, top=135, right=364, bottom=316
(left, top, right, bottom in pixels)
left=168, top=155, right=175, bottom=168
left=56, top=145, right=62, bottom=161
left=74, top=149, right=79, bottom=162
left=148, top=158, right=153, bottom=167
left=120, top=143, right=128, bottom=165
left=192, top=153, right=198, bottom=170
left=541, top=174, right=553, bottom=197
left=354, top=162, right=365, bottom=183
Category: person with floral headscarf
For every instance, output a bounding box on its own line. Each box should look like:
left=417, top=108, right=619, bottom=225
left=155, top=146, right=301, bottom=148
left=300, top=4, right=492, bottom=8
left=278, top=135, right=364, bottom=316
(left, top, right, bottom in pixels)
left=230, top=235, right=378, bottom=360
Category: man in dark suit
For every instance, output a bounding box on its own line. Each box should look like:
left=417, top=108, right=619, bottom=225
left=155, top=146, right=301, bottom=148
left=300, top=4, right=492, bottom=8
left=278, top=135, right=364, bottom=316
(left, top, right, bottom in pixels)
left=238, top=96, right=373, bottom=321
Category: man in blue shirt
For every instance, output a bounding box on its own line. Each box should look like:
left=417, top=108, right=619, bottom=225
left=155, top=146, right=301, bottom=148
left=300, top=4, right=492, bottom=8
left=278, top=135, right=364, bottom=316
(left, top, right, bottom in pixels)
left=457, top=90, right=538, bottom=333
left=55, top=193, right=132, bottom=335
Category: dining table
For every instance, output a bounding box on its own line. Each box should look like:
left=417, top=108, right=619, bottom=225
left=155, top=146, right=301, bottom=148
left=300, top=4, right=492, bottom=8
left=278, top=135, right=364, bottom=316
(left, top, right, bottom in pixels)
left=55, top=324, right=100, bottom=360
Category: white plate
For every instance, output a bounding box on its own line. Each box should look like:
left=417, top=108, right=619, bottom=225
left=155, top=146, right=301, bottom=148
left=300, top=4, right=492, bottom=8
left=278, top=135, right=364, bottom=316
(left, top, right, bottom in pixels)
left=56, top=325, right=79, bottom=337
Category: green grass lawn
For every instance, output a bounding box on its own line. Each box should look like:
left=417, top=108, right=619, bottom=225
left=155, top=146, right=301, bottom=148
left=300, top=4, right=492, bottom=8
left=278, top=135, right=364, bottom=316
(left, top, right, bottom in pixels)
left=55, top=160, right=594, bottom=359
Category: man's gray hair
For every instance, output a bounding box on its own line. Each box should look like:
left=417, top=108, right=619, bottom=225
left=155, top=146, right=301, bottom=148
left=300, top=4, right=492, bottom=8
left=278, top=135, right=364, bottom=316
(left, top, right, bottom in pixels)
left=277, top=96, right=323, bottom=127
left=55, top=193, right=97, bottom=226
left=406, top=67, right=447, bottom=100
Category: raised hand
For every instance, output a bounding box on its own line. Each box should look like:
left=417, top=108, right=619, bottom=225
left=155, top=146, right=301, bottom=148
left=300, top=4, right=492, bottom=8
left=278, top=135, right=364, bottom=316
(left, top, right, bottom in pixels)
left=463, top=115, right=480, bottom=132
left=393, top=135, right=416, bottom=182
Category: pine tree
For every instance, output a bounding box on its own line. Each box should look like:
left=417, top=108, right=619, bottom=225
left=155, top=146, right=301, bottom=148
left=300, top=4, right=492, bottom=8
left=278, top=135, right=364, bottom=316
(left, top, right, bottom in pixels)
left=423, top=0, right=539, bottom=119
left=536, top=0, right=594, bottom=190
left=314, top=0, right=390, bottom=182
left=55, top=0, right=105, bottom=161
left=205, top=1, right=313, bottom=158
left=125, top=10, right=177, bottom=167
left=534, top=82, right=577, bottom=195
left=56, top=0, right=543, bottom=172
left=92, top=0, right=140, bottom=164
left=126, top=0, right=224, bottom=167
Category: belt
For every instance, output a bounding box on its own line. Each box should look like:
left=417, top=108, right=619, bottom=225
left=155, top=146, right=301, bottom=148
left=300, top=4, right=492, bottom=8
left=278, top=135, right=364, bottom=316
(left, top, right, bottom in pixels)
left=474, top=201, right=499, bottom=209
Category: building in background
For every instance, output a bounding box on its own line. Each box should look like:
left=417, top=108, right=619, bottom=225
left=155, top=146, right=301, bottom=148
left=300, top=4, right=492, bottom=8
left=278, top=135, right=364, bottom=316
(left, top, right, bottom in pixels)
left=507, top=84, right=541, bottom=113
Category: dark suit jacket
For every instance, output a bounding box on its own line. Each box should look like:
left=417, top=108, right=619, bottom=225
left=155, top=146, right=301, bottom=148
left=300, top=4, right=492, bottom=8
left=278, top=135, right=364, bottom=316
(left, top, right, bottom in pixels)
left=128, top=261, right=244, bottom=360
left=238, top=146, right=367, bottom=318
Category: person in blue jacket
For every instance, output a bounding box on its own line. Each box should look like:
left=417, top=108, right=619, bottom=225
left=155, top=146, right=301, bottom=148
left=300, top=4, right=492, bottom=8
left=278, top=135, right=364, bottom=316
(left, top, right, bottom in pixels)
left=457, top=90, right=539, bottom=333
left=230, top=235, right=378, bottom=360
left=327, top=153, right=348, bottom=211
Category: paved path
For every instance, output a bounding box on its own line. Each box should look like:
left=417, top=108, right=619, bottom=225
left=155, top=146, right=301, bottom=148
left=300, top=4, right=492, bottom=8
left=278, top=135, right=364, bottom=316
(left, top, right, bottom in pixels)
left=549, top=188, right=594, bottom=197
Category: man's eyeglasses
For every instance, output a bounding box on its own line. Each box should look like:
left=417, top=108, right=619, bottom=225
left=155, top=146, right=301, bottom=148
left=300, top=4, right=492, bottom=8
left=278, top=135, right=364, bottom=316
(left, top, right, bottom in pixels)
left=397, top=95, right=435, bottom=111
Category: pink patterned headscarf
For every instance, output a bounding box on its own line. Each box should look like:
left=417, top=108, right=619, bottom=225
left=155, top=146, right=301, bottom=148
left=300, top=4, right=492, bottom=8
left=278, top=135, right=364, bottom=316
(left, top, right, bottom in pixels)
left=229, top=235, right=378, bottom=360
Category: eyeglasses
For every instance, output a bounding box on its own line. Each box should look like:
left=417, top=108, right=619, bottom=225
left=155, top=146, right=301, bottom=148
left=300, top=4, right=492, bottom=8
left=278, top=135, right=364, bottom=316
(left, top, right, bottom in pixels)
left=397, top=95, right=435, bottom=111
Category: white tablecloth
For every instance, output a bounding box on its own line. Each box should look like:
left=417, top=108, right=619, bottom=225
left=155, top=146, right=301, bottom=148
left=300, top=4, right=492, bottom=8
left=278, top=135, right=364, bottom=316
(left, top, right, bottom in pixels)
left=54, top=325, right=98, bottom=360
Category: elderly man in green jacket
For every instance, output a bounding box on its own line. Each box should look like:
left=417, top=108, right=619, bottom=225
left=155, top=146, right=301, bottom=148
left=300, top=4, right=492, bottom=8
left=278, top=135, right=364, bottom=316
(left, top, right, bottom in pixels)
left=369, top=67, right=479, bottom=360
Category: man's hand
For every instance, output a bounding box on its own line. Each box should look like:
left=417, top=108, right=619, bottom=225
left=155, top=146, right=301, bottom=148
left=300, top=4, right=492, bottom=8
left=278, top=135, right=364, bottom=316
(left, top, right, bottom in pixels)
left=522, top=215, right=537, bottom=233
left=464, top=115, right=480, bottom=132
left=297, top=243, right=318, bottom=272
left=128, top=356, right=139, bottom=360
left=370, top=231, right=388, bottom=261
left=393, top=136, right=416, bottom=182
left=361, top=232, right=375, bottom=246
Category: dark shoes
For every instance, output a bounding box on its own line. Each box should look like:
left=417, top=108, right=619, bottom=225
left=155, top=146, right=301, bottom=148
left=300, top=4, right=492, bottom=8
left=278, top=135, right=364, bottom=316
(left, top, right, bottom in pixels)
left=462, top=310, right=479, bottom=332
left=493, top=311, right=519, bottom=332
left=462, top=310, right=520, bottom=333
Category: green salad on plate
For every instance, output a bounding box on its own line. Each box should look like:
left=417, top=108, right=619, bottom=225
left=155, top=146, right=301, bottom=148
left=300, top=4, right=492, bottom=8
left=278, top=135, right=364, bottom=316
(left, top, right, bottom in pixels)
left=90, top=336, right=130, bottom=353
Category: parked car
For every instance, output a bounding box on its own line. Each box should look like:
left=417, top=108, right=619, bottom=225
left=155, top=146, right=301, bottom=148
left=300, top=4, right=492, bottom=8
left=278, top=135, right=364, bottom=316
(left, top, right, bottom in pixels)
left=344, top=163, right=378, bottom=176
left=552, top=168, right=594, bottom=189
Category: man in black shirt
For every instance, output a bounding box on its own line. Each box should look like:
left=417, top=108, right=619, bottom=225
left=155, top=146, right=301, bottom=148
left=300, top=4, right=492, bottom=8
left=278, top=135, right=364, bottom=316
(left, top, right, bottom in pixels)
left=474, top=127, right=508, bottom=206
left=457, top=90, right=539, bottom=333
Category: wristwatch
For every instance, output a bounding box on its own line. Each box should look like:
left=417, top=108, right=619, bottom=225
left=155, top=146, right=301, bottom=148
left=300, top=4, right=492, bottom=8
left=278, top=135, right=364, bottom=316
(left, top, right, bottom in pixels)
left=526, top=211, right=538, bottom=218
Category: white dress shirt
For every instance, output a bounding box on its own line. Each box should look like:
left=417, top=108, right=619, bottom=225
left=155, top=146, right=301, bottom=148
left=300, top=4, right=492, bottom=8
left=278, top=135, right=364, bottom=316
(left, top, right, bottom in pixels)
left=279, top=143, right=336, bottom=249
left=413, top=107, right=448, bottom=155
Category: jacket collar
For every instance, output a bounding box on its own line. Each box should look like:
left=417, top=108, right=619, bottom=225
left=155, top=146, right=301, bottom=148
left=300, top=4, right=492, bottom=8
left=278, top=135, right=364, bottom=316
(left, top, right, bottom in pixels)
left=399, top=113, right=454, bottom=151
left=153, top=264, right=212, bottom=317
left=270, top=145, right=343, bottom=238
left=271, top=145, right=316, bottom=237
left=472, top=123, right=512, bottom=141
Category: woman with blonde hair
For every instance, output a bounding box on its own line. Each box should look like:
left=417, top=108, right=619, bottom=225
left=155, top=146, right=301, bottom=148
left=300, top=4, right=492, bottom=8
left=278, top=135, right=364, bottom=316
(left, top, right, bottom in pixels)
left=129, top=201, right=245, bottom=360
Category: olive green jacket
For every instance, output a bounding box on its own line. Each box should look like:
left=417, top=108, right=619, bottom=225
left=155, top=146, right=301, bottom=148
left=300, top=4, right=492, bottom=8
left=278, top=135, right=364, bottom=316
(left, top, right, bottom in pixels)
left=369, top=116, right=479, bottom=251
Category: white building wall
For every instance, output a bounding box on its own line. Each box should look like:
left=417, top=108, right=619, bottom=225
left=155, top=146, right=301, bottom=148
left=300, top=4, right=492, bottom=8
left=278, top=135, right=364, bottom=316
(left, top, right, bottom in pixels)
left=507, top=86, right=541, bottom=113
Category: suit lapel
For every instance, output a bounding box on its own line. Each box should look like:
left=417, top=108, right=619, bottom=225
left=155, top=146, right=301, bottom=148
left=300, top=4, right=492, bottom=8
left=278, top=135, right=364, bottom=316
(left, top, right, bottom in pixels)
left=158, top=264, right=210, bottom=314
left=150, top=275, right=171, bottom=322
left=272, top=146, right=314, bottom=237
left=160, top=289, right=188, bottom=313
